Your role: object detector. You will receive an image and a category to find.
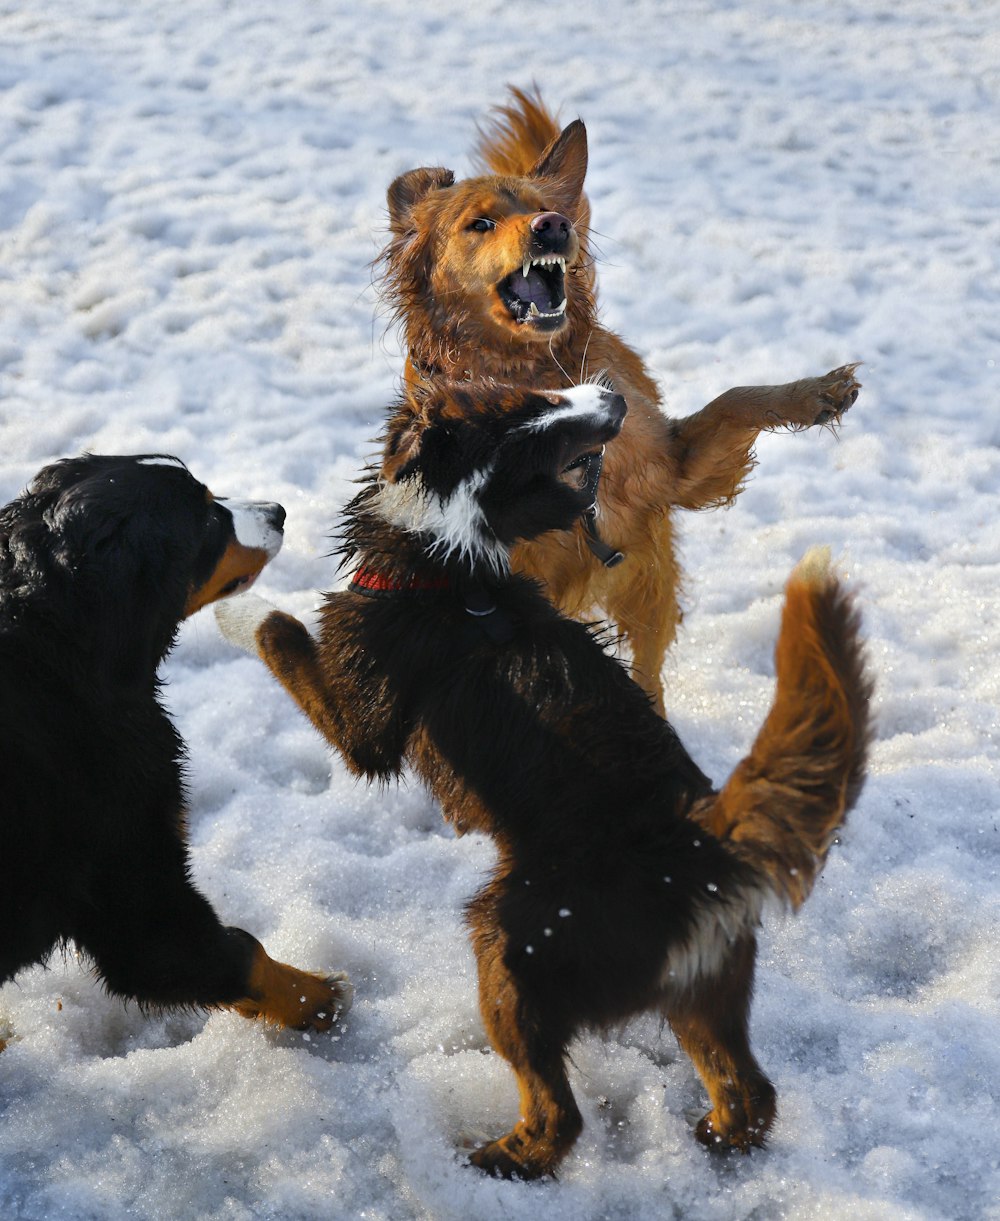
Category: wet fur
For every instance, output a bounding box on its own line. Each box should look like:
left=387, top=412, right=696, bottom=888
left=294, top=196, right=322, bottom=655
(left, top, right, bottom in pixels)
left=217, top=383, right=873, bottom=1180
left=381, top=86, right=862, bottom=712
left=0, top=455, right=350, bottom=1041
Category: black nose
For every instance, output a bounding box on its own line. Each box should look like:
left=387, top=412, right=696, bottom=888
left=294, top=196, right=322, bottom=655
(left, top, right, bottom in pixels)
left=604, top=392, right=628, bottom=433
left=529, top=211, right=573, bottom=254
left=266, top=503, right=286, bottom=532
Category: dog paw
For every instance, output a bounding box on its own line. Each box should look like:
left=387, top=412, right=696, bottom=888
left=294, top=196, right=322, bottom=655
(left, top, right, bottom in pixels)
left=694, top=1108, right=772, bottom=1153
left=468, top=1138, right=545, bottom=1180
left=811, top=362, right=862, bottom=425
left=215, top=592, right=279, bottom=655
left=233, top=966, right=353, bottom=1032
left=304, top=970, right=354, bottom=1032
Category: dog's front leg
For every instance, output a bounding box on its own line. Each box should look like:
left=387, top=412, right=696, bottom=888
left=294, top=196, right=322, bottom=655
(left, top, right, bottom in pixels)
left=669, top=364, right=861, bottom=511
left=216, top=595, right=360, bottom=769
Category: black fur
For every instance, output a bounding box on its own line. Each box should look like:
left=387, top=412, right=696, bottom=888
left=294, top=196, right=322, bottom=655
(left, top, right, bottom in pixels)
left=1, top=455, right=272, bottom=1007
left=222, top=380, right=869, bottom=1177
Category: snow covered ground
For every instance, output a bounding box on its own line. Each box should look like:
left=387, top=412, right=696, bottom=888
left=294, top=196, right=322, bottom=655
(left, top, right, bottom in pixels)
left=1, top=1, right=998, bottom=1217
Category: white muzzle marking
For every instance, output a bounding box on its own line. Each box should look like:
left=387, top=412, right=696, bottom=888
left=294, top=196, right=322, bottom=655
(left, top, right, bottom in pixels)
left=228, top=501, right=284, bottom=558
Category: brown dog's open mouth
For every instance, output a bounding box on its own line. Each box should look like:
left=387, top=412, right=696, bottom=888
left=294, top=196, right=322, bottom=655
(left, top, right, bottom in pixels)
left=498, top=256, right=568, bottom=327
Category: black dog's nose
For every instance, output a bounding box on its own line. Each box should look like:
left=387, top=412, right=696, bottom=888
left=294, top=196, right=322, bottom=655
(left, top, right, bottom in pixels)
left=603, top=392, right=628, bottom=433
left=265, top=503, right=286, bottom=532
left=529, top=211, right=573, bottom=254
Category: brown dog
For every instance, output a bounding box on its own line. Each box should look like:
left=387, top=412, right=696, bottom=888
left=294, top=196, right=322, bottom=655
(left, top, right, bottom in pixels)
left=217, top=381, right=872, bottom=1179
left=381, top=88, right=861, bottom=712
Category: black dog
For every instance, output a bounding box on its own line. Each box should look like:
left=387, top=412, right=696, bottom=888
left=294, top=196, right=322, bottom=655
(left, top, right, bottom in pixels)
left=0, top=454, right=351, bottom=1049
left=216, top=384, right=871, bottom=1179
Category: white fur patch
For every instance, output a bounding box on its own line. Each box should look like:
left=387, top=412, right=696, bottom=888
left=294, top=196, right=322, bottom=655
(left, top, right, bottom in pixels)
left=517, top=384, right=617, bottom=433
left=214, top=592, right=279, bottom=656
left=137, top=455, right=188, bottom=470
left=374, top=467, right=509, bottom=575
left=658, top=879, right=766, bottom=992
left=228, top=501, right=284, bottom=558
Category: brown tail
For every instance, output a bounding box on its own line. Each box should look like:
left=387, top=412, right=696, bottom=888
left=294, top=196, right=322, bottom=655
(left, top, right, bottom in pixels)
left=695, top=548, right=873, bottom=909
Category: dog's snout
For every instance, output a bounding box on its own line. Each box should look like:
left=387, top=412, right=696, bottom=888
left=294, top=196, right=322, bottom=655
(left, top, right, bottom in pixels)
left=530, top=211, right=573, bottom=253
left=227, top=500, right=286, bottom=558
left=264, top=502, right=286, bottom=533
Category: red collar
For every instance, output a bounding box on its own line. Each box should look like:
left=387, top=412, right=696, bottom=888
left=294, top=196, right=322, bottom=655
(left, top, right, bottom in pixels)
left=349, top=564, right=451, bottom=598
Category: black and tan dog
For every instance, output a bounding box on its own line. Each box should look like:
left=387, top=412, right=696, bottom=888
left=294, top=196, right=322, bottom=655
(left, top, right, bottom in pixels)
left=217, top=385, right=872, bottom=1180
left=0, top=454, right=351, bottom=1051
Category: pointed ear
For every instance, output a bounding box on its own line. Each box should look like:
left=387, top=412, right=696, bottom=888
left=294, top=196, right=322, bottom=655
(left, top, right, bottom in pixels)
left=527, top=119, right=587, bottom=210
left=386, top=167, right=455, bottom=234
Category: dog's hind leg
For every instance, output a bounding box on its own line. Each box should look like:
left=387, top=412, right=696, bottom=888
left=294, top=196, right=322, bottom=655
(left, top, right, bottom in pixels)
left=466, top=895, right=582, bottom=1179
left=664, top=934, right=776, bottom=1152
left=75, top=845, right=351, bottom=1030
left=669, top=364, right=861, bottom=511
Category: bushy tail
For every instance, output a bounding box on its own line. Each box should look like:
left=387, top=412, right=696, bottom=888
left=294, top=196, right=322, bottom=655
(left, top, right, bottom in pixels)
left=696, top=548, right=873, bottom=910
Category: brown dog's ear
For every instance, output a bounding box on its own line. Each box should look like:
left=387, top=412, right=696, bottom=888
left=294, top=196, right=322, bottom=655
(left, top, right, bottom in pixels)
left=527, top=119, right=587, bottom=210
left=387, top=167, right=455, bottom=233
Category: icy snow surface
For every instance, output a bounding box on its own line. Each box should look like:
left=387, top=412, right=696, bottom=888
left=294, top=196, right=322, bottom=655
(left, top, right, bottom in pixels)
left=1, top=2, right=998, bottom=1218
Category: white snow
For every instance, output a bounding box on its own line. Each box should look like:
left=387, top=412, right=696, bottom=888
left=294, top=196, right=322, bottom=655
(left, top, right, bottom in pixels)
left=1, top=2, right=997, bottom=1218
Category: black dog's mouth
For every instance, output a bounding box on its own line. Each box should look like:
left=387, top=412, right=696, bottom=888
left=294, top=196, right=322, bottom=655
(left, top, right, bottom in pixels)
left=498, top=256, right=567, bottom=327
left=219, top=572, right=259, bottom=598
left=561, top=447, right=603, bottom=493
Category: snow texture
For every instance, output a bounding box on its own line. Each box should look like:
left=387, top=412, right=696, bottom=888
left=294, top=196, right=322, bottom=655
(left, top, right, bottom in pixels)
left=1, top=2, right=998, bottom=1218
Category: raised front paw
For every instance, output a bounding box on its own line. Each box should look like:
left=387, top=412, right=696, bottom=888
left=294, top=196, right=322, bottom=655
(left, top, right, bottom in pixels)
left=215, top=591, right=280, bottom=656
left=811, top=362, right=862, bottom=426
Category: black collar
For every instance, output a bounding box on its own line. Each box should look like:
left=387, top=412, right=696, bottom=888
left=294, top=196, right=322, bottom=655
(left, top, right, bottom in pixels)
left=577, top=448, right=625, bottom=568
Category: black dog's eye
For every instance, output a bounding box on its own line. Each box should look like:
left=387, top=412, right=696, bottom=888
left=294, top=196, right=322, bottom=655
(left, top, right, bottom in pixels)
left=468, top=218, right=496, bottom=232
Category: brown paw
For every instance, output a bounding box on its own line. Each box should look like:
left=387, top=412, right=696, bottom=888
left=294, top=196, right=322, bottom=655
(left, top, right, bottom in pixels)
left=812, top=362, right=862, bottom=426
left=233, top=946, right=353, bottom=1031
left=468, top=1137, right=549, bottom=1180
left=694, top=1105, right=773, bottom=1153
left=295, top=970, right=353, bottom=1032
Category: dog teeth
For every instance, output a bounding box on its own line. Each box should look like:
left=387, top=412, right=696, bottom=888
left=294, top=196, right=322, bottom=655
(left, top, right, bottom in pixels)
left=528, top=302, right=541, bottom=316
left=522, top=256, right=567, bottom=273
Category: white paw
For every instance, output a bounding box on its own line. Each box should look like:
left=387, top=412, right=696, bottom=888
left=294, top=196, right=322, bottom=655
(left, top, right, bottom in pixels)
left=214, top=592, right=278, bottom=655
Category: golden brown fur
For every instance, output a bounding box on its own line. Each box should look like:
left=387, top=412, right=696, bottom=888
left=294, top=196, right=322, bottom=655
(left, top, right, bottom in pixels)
left=381, top=87, right=861, bottom=712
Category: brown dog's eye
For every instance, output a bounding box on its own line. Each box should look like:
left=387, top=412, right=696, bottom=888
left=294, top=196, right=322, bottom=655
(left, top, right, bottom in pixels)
left=469, top=218, right=496, bottom=232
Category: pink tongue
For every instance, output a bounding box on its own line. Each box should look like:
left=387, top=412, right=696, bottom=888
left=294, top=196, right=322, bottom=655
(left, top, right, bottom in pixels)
left=509, top=268, right=551, bottom=309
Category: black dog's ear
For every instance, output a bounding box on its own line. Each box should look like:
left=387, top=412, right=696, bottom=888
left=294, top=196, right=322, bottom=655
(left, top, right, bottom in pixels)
left=527, top=119, right=587, bottom=212
left=387, top=167, right=455, bottom=235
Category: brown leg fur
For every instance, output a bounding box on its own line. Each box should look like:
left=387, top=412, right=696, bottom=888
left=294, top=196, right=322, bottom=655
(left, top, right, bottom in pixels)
left=468, top=893, right=582, bottom=1179
left=665, top=936, right=776, bottom=1152
left=229, top=939, right=351, bottom=1031
left=671, top=365, right=860, bottom=511
left=251, top=610, right=358, bottom=762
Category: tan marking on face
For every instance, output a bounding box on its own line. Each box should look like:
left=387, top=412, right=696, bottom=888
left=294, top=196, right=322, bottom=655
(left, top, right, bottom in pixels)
left=184, top=538, right=270, bottom=618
